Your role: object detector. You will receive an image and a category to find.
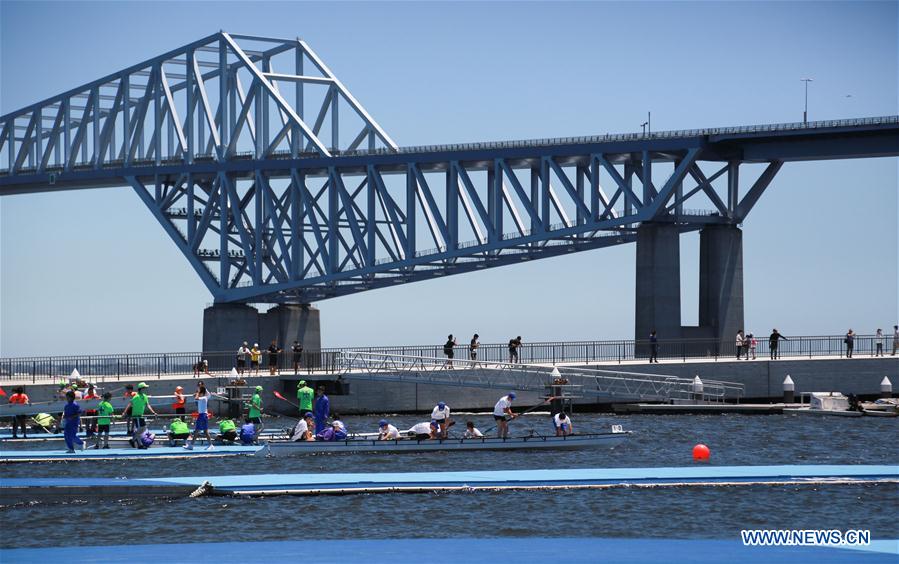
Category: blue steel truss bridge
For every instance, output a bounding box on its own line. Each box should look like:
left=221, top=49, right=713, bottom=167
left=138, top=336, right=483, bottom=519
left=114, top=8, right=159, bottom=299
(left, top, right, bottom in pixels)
left=2, top=32, right=897, bottom=351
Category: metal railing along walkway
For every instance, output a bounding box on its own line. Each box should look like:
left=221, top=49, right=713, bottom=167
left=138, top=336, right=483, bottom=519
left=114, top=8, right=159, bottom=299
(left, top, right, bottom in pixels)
left=336, top=351, right=744, bottom=403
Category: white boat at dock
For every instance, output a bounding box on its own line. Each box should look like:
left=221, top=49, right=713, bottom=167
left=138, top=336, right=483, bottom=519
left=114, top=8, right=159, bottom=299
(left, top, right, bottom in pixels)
left=782, top=392, right=863, bottom=417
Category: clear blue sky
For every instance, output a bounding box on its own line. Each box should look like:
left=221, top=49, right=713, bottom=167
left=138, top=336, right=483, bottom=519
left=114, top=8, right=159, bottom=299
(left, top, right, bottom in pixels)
left=1, top=1, right=897, bottom=356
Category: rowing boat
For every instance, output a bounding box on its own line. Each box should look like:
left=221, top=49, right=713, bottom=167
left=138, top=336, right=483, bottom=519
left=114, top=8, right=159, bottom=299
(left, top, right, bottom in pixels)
left=0, top=445, right=264, bottom=463
left=261, top=431, right=630, bottom=455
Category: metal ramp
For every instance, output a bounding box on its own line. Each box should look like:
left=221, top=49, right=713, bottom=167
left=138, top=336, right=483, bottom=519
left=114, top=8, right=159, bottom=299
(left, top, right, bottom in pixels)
left=337, top=352, right=744, bottom=402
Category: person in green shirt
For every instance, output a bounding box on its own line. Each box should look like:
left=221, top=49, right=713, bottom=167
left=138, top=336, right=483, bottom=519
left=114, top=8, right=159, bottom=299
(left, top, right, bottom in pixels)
left=122, top=382, right=156, bottom=449
left=93, top=392, right=115, bottom=449
left=217, top=418, right=238, bottom=444
left=296, top=380, right=314, bottom=414
left=247, top=386, right=264, bottom=432
left=166, top=417, right=191, bottom=446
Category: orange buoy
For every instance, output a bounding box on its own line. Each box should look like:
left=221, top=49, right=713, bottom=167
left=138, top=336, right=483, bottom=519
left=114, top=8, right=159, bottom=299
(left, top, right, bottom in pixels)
left=692, top=443, right=710, bottom=462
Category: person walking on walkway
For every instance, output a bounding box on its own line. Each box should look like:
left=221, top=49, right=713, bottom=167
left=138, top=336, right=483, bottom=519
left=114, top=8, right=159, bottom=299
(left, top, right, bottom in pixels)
left=267, top=340, right=282, bottom=375
left=443, top=335, right=457, bottom=369
left=845, top=329, right=855, bottom=358
left=769, top=329, right=787, bottom=359
left=748, top=333, right=758, bottom=360
left=509, top=336, right=522, bottom=363
left=250, top=344, right=261, bottom=376
left=469, top=333, right=480, bottom=365
left=291, top=340, right=304, bottom=374
left=735, top=330, right=745, bottom=360
left=236, top=342, right=249, bottom=375
left=875, top=328, right=884, bottom=357
left=893, top=325, right=899, bottom=356
left=649, top=330, right=659, bottom=363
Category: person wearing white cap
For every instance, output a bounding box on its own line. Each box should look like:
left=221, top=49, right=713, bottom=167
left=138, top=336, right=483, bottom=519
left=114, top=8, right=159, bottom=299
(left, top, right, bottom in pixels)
left=493, top=392, right=517, bottom=438
left=236, top=341, right=250, bottom=375
left=431, top=401, right=451, bottom=438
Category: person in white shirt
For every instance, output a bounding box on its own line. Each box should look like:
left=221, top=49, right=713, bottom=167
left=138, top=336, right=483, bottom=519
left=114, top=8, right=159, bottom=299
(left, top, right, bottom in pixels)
left=237, top=342, right=250, bottom=375
left=431, top=402, right=451, bottom=438
left=493, top=392, right=517, bottom=438
left=553, top=412, right=574, bottom=436
left=408, top=421, right=436, bottom=440
left=463, top=421, right=484, bottom=439
left=290, top=412, right=315, bottom=442
left=378, top=419, right=400, bottom=440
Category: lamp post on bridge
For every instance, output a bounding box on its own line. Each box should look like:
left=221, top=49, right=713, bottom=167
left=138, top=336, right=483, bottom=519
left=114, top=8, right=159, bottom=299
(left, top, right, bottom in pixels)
left=801, top=77, right=813, bottom=125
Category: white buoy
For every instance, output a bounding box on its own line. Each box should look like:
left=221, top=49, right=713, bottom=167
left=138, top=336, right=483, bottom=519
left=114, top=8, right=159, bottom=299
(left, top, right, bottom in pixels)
left=881, top=376, right=893, bottom=399
left=550, top=367, right=561, bottom=379
left=230, top=367, right=239, bottom=378
left=783, top=375, right=795, bottom=403
left=692, top=375, right=704, bottom=400
left=70, top=368, right=81, bottom=380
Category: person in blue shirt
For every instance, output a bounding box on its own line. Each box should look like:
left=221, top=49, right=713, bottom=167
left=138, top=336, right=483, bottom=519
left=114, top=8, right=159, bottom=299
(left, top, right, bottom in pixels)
left=60, top=390, right=85, bottom=453
left=239, top=419, right=257, bottom=445
left=313, top=386, right=330, bottom=434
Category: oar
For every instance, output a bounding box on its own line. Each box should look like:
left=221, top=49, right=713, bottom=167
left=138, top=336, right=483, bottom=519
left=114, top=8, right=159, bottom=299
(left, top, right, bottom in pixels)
left=273, top=391, right=306, bottom=412
left=483, top=397, right=556, bottom=435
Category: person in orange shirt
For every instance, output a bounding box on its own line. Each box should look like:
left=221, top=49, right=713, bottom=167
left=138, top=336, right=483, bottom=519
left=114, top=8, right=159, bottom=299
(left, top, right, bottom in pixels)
left=82, top=384, right=100, bottom=439
left=172, top=386, right=186, bottom=415
left=9, top=387, right=30, bottom=438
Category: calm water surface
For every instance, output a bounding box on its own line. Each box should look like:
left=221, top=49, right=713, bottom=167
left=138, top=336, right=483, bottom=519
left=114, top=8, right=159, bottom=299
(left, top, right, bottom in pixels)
left=1, top=413, right=897, bottom=548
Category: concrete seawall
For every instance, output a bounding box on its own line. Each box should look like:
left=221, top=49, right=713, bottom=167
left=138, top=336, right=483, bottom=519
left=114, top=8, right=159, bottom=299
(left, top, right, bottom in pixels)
left=2, top=356, right=895, bottom=416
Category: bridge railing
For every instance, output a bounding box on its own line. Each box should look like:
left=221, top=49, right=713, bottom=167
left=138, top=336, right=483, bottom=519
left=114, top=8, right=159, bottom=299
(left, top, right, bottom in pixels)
left=0, top=334, right=889, bottom=383
left=336, top=351, right=744, bottom=402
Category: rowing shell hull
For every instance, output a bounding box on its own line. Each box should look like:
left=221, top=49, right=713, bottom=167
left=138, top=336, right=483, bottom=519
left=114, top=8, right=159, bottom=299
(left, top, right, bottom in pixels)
left=263, top=432, right=629, bottom=455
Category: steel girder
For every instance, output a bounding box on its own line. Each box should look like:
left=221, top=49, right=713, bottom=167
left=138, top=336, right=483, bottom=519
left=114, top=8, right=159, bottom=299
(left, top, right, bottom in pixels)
left=117, top=143, right=778, bottom=303
left=0, top=32, right=396, bottom=178
left=1, top=34, right=897, bottom=305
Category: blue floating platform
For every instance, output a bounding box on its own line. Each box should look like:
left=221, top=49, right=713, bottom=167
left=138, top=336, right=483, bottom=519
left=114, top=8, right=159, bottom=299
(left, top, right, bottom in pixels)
left=1, top=465, right=895, bottom=504
left=0, top=445, right=262, bottom=463
left=1, top=537, right=896, bottom=564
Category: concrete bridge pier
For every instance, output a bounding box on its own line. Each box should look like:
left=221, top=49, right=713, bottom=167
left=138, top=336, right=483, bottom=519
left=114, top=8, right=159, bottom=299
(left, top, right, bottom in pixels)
left=202, top=303, right=321, bottom=356
left=635, top=222, right=744, bottom=357
left=634, top=223, right=683, bottom=355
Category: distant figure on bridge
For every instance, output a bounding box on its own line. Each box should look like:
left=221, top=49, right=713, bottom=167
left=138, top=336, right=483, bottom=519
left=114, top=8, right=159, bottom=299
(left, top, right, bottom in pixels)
left=844, top=329, right=855, bottom=358
left=509, top=336, right=522, bottom=363
left=193, top=359, right=210, bottom=377
left=268, top=340, right=282, bottom=375
left=748, top=333, right=758, bottom=360
left=313, top=385, right=330, bottom=434
left=649, top=330, right=659, bottom=363
left=443, top=335, right=457, bottom=369
left=236, top=341, right=250, bottom=375
left=769, top=329, right=788, bottom=359
left=874, top=328, right=884, bottom=357
left=893, top=325, right=898, bottom=356
left=735, top=330, right=745, bottom=360
left=469, top=333, right=480, bottom=364
left=291, top=340, right=304, bottom=374
left=250, top=344, right=261, bottom=375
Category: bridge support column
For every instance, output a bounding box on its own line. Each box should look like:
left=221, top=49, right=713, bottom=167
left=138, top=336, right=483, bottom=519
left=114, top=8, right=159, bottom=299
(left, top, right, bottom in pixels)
left=698, top=225, right=744, bottom=354
left=634, top=223, right=682, bottom=356
left=202, top=303, right=321, bottom=362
